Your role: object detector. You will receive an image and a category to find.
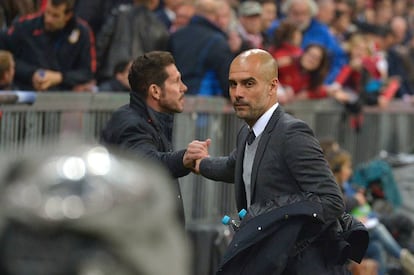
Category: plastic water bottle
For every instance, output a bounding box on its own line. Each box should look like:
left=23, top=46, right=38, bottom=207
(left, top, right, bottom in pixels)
left=221, top=209, right=247, bottom=232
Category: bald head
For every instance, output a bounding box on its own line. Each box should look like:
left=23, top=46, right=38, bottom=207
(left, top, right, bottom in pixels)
left=229, top=49, right=278, bottom=127
left=232, top=49, right=278, bottom=80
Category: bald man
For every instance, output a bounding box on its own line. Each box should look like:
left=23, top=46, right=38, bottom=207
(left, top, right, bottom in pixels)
left=195, top=49, right=365, bottom=274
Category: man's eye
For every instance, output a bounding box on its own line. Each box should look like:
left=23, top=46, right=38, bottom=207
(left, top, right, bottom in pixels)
left=246, top=81, right=254, bottom=87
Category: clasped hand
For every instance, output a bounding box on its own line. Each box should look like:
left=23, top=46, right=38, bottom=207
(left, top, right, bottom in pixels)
left=183, top=139, right=211, bottom=174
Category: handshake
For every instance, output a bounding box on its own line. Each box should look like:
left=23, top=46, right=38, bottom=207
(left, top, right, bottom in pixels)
left=182, top=139, right=211, bottom=173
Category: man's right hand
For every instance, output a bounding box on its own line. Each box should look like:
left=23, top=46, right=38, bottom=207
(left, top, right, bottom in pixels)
left=183, top=139, right=211, bottom=171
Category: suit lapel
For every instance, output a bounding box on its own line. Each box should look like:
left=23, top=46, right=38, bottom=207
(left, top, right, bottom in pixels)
left=235, top=125, right=250, bottom=210
left=250, top=107, right=284, bottom=202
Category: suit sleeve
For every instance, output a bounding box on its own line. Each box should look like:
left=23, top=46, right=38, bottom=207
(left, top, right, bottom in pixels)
left=199, top=149, right=236, bottom=183
left=283, top=121, right=345, bottom=222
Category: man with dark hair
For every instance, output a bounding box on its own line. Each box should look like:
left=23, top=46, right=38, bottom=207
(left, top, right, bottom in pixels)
left=98, top=60, right=131, bottom=92
left=1, top=0, right=96, bottom=92
left=101, top=51, right=209, bottom=223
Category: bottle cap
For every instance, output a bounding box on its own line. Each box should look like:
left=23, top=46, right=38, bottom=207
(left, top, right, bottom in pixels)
left=238, top=209, right=247, bottom=219
left=221, top=215, right=231, bottom=225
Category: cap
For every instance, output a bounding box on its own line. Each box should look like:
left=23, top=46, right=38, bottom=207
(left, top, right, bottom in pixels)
left=238, top=1, right=262, bottom=17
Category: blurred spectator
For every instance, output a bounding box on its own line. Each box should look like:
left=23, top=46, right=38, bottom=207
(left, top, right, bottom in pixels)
left=169, top=2, right=196, bottom=33
left=169, top=0, right=234, bottom=97
left=258, top=0, right=277, bottom=48
left=268, top=20, right=303, bottom=104
left=0, top=0, right=36, bottom=30
left=373, top=0, right=393, bottom=27
left=154, top=0, right=185, bottom=32
left=331, top=33, right=399, bottom=130
left=96, top=0, right=169, bottom=82
left=98, top=60, right=131, bottom=92
left=216, top=0, right=244, bottom=54
left=73, top=0, right=130, bottom=35
left=388, top=16, right=414, bottom=98
left=1, top=0, right=96, bottom=92
left=391, top=15, right=410, bottom=46
left=236, top=1, right=264, bottom=49
left=327, top=149, right=414, bottom=275
left=267, top=0, right=348, bottom=84
left=315, top=0, right=335, bottom=26
left=0, top=50, right=16, bottom=90
left=277, top=44, right=331, bottom=103
left=329, top=0, right=358, bottom=45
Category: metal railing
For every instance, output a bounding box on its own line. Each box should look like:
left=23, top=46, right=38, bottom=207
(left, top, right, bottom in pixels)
left=1, top=93, right=414, bottom=223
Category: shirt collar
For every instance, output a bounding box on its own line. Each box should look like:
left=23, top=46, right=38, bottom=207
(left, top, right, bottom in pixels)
left=250, top=103, right=278, bottom=137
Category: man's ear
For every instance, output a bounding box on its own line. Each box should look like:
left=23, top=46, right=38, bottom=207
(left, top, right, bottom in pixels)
left=148, top=84, right=161, bottom=100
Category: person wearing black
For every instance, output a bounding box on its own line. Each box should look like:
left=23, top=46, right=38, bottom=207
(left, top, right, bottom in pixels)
left=1, top=0, right=96, bottom=91
left=101, top=51, right=209, bottom=223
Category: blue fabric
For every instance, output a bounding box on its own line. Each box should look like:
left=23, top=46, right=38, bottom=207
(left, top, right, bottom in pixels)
left=351, top=160, right=402, bottom=208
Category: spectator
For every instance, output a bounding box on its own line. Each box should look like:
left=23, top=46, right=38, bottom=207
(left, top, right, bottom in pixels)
left=327, top=149, right=414, bottom=275
left=329, top=0, right=358, bottom=45
left=98, top=60, right=131, bottom=92
left=169, top=0, right=234, bottom=97
left=267, top=0, right=348, bottom=84
left=96, top=0, right=169, bottom=82
left=0, top=50, right=16, bottom=90
left=268, top=20, right=303, bottom=104
left=169, top=2, right=196, bottom=33
left=277, top=44, right=343, bottom=103
left=258, top=0, right=277, bottom=48
left=216, top=0, right=244, bottom=54
left=155, top=0, right=185, bottom=32
left=100, top=51, right=210, bottom=224
left=73, top=0, right=128, bottom=35
left=0, top=0, right=36, bottom=30
left=387, top=16, right=414, bottom=99
left=333, top=33, right=399, bottom=109
left=1, top=0, right=96, bottom=92
left=236, top=1, right=264, bottom=49
left=316, top=0, right=336, bottom=26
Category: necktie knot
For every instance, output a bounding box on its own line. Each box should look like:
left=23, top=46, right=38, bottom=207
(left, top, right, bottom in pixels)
left=247, top=130, right=256, bottom=145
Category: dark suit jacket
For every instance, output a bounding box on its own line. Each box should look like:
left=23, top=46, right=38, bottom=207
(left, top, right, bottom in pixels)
left=199, top=106, right=345, bottom=223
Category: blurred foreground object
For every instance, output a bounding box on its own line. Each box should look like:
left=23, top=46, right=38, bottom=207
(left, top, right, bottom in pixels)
left=0, top=140, right=190, bottom=275
left=0, top=91, right=36, bottom=104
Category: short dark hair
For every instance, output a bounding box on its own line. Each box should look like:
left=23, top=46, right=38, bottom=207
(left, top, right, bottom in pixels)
left=113, top=60, right=131, bottom=75
left=128, top=51, right=175, bottom=98
left=51, top=0, right=75, bottom=13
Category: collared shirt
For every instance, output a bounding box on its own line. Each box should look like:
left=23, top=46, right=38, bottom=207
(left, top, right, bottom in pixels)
left=250, top=103, right=279, bottom=137
left=244, top=103, right=279, bottom=207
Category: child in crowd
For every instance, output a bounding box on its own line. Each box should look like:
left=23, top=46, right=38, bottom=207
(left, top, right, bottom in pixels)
left=327, top=149, right=414, bottom=275
left=0, top=50, right=16, bottom=90
left=268, top=20, right=303, bottom=104
left=330, top=33, right=400, bottom=130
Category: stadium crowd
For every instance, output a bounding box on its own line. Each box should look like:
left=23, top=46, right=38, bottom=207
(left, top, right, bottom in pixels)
left=0, top=0, right=414, bottom=106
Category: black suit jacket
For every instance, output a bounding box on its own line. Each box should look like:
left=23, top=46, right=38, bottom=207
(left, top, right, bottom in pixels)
left=200, top=106, right=345, bottom=222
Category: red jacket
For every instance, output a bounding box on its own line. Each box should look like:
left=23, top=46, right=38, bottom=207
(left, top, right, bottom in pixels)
left=277, top=58, right=328, bottom=99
